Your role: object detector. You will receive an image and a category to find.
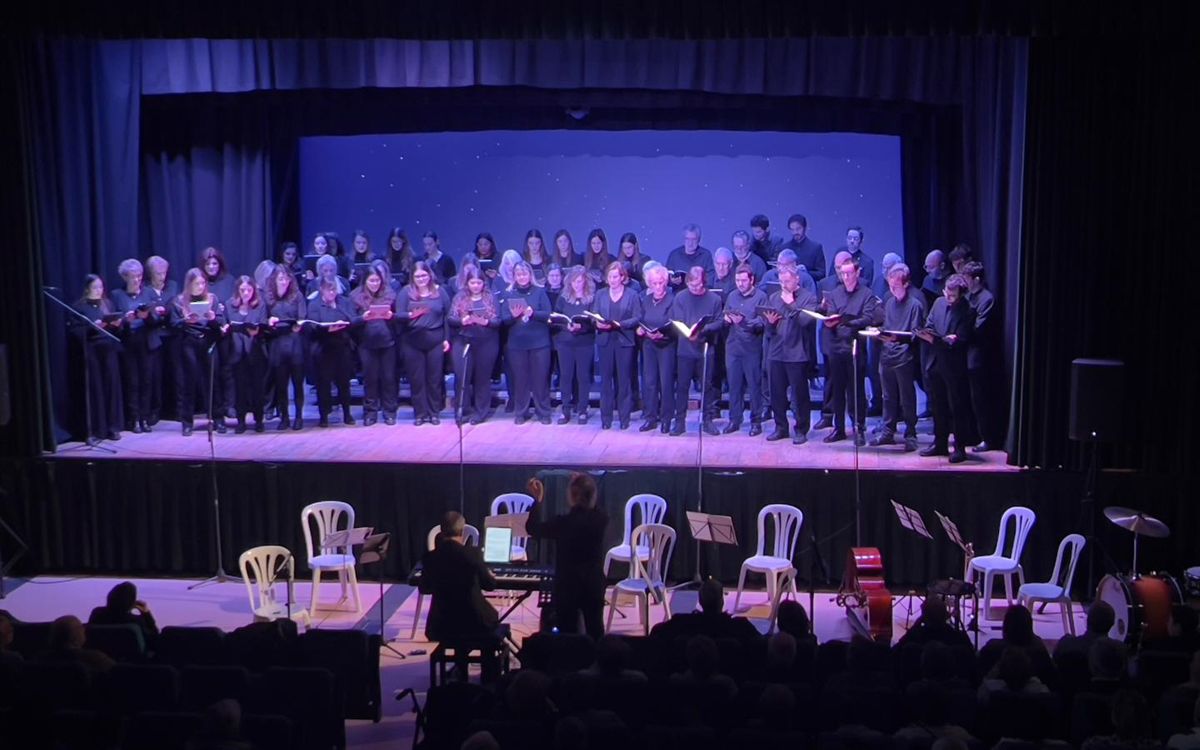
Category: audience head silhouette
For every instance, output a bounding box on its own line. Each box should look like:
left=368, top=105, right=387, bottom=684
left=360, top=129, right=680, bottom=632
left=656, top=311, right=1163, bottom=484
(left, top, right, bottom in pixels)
left=439, top=510, right=466, bottom=541
left=1001, top=605, right=1036, bottom=646
left=1085, top=600, right=1116, bottom=636
left=49, top=615, right=87, bottom=651
left=698, top=578, right=724, bottom=614
left=776, top=600, right=811, bottom=638
left=106, top=581, right=138, bottom=612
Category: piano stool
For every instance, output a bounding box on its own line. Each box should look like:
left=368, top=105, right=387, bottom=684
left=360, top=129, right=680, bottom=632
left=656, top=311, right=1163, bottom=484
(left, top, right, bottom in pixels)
left=429, top=626, right=512, bottom=687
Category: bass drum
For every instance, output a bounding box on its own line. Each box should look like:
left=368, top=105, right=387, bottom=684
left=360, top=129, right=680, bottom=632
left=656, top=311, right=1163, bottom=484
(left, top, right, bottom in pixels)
left=1096, top=573, right=1182, bottom=643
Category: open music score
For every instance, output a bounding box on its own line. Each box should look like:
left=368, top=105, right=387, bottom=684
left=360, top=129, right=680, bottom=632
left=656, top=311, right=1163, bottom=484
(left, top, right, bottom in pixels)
left=891, top=500, right=932, bottom=540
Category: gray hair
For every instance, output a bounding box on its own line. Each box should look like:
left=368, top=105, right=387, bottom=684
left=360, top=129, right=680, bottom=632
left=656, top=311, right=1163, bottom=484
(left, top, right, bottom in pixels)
left=776, top=249, right=797, bottom=265
left=881, top=252, right=902, bottom=270
left=731, top=229, right=751, bottom=246
left=714, top=246, right=733, bottom=262
left=643, top=263, right=669, bottom=284
left=681, top=223, right=702, bottom=237
left=118, top=258, right=143, bottom=279
left=316, top=255, right=338, bottom=274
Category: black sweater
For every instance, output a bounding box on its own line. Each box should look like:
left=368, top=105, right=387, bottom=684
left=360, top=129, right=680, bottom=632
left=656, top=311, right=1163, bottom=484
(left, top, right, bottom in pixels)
left=591, top=288, right=643, bottom=348
left=764, top=289, right=818, bottom=363
left=723, top=287, right=767, bottom=358
left=668, top=290, right=724, bottom=358
left=820, top=283, right=882, bottom=356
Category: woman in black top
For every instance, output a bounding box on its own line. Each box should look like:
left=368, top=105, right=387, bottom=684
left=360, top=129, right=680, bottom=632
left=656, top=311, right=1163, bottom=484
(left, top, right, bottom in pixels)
left=592, top=262, right=643, bottom=429
left=553, top=229, right=583, bottom=269
left=552, top=267, right=596, bottom=424
left=617, top=232, right=649, bottom=286
left=170, top=267, right=225, bottom=436
left=265, top=266, right=307, bottom=431
left=523, top=229, right=549, bottom=284
left=224, top=276, right=268, bottom=433
left=278, top=242, right=306, bottom=290
left=474, top=232, right=499, bottom=283
left=420, top=231, right=457, bottom=285
left=70, top=274, right=125, bottom=441
left=201, top=247, right=236, bottom=426
left=200, top=246, right=235, bottom=304
left=306, top=255, right=351, bottom=298
left=583, top=229, right=612, bottom=286
left=501, top=261, right=553, bottom=424
left=307, top=279, right=357, bottom=428
left=111, top=258, right=156, bottom=433
left=448, top=266, right=501, bottom=425
left=637, top=264, right=677, bottom=433
left=387, top=227, right=414, bottom=288
left=142, top=255, right=176, bottom=425
left=347, top=229, right=376, bottom=287
left=396, top=261, right=450, bottom=425
left=350, top=260, right=398, bottom=426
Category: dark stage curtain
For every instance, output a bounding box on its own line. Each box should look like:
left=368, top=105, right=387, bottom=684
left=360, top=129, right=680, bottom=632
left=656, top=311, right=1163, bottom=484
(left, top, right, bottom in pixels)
left=1, top=458, right=1190, bottom=594
left=12, top=35, right=1026, bottom=455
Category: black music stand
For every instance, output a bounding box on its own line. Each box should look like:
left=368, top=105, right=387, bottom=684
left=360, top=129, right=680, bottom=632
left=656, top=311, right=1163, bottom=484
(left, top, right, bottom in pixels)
left=359, top=531, right=405, bottom=659
left=891, top=500, right=933, bottom=626
left=934, top=510, right=981, bottom=642
left=679, top=511, right=738, bottom=589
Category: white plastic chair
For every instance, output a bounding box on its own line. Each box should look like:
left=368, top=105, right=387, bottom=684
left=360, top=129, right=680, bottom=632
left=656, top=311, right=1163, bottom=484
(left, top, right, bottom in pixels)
left=605, top=523, right=676, bottom=635
left=300, top=501, right=362, bottom=617
left=410, top=523, right=480, bottom=639
left=966, top=505, right=1036, bottom=620
left=733, top=504, right=804, bottom=612
left=766, top=566, right=799, bottom=634
left=490, top=493, right=534, bottom=561
left=1018, top=533, right=1085, bottom=635
left=238, top=545, right=311, bottom=628
left=603, top=494, right=668, bottom=576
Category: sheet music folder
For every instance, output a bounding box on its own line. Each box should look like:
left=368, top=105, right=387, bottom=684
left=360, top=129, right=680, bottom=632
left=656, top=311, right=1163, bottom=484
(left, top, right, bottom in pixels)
left=934, top=510, right=970, bottom=552
left=686, top=511, right=738, bottom=546
left=891, top=500, right=933, bottom=540
left=322, top=526, right=374, bottom=549
left=484, top=512, right=530, bottom=539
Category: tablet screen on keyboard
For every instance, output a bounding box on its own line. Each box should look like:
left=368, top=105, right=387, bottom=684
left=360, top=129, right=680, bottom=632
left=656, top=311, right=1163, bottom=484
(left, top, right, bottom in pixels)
left=483, top=526, right=513, bottom=564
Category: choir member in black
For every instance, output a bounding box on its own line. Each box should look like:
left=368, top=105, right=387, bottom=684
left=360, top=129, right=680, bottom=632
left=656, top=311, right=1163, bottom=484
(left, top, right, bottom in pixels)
left=544, top=264, right=565, bottom=308
left=448, top=266, right=501, bottom=425
left=493, top=249, right=521, bottom=293
left=711, top=247, right=737, bottom=299
left=351, top=261, right=398, bottom=426
left=617, top=232, right=648, bottom=286
left=420, top=231, right=457, bottom=285
left=916, top=274, right=977, bottom=463
left=387, top=227, right=415, bottom=288
left=71, top=274, right=125, bottom=440
left=526, top=473, right=609, bottom=640
left=309, top=231, right=351, bottom=281
left=553, top=267, right=596, bottom=424
left=469, top=231, right=496, bottom=283
left=170, top=268, right=225, bottom=436
left=828, top=227, right=875, bottom=287
left=637, top=264, right=676, bottom=433
left=949, top=243, right=974, bottom=274
left=265, top=266, right=307, bottom=431
left=870, top=264, right=926, bottom=452
left=306, top=255, right=351, bottom=298
left=111, top=259, right=155, bottom=433
left=143, top=255, right=176, bottom=425
left=762, top=267, right=819, bottom=443
left=553, top=229, right=583, bottom=270
left=865, top=252, right=902, bottom=419
left=592, top=262, right=643, bottom=430
left=445, top=253, right=477, bottom=300
left=731, top=230, right=768, bottom=283
left=201, top=246, right=236, bottom=423
left=920, top=249, right=948, bottom=304
left=963, top=261, right=1001, bottom=452
left=666, top=223, right=715, bottom=288
left=783, top=214, right=827, bottom=283
left=723, top=264, right=768, bottom=436
left=749, top=214, right=784, bottom=264
left=523, top=229, right=549, bottom=284
left=761, top=249, right=817, bottom=297
left=582, top=228, right=612, bottom=286
left=396, top=261, right=451, bottom=426
left=307, top=279, right=356, bottom=428
left=812, top=250, right=853, bottom=432
left=223, top=276, right=268, bottom=433
left=501, top=261, right=553, bottom=424
left=669, top=266, right=725, bottom=436
left=278, top=242, right=306, bottom=289
left=254, top=260, right=277, bottom=296
left=819, top=259, right=883, bottom=445
left=348, top=229, right=376, bottom=286
left=325, top=231, right=354, bottom=280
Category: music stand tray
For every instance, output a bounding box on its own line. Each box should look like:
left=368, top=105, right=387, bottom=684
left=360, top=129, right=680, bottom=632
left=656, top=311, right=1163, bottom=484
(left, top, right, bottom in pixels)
left=686, top=511, right=738, bottom=546
left=891, top=500, right=933, bottom=540
left=323, top=526, right=375, bottom=550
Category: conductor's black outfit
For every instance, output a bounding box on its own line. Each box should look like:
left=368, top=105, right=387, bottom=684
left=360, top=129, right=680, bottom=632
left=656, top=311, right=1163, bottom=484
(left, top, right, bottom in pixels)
left=526, top=498, right=609, bottom=640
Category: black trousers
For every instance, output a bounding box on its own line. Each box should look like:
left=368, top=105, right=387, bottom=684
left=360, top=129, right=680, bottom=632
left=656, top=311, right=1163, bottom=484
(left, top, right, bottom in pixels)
left=641, top=342, right=675, bottom=423
left=175, top=337, right=214, bottom=426
left=452, top=336, right=498, bottom=419
left=216, top=343, right=236, bottom=417
left=507, top=346, right=551, bottom=419
left=268, top=332, right=305, bottom=420
left=231, top=346, right=267, bottom=422
left=867, top=338, right=883, bottom=410
left=969, top=366, right=1003, bottom=446
left=315, top=344, right=353, bottom=418
left=361, top=345, right=398, bottom=417
left=928, top=365, right=978, bottom=449
left=556, top=344, right=592, bottom=418
left=553, top=578, right=606, bottom=641
left=147, top=337, right=169, bottom=420
left=881, top=359, right=918, bottom=437
left=597, top=344, right=635, bottom=423
left=826, top=351, right=867, bottom=432
left=725, top=350, right=763, bottom=426
left=403, top=330, right=445, bottom=420
left=675, top=350, right=719, bottom=424
left=119, top=333, right=152, bottom=424
left=81, top=339, right=124, bottom=438
left=769, top=360, right=811, bottom=433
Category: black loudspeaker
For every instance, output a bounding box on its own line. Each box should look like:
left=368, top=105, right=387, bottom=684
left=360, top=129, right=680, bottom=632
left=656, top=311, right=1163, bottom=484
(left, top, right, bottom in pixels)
left=1069, top=358, right=1124, bottom=442
left=0, top=344, right=9, bottom=426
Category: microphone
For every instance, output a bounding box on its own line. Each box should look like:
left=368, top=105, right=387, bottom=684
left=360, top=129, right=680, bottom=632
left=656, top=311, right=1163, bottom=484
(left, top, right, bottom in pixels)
left=207, top=342, right=217, bottom=356
left=462, top=342, right=471, bottom=358
left=43, top=285, right=61, bottom=291
left=851, top=338, right=857, bottom=357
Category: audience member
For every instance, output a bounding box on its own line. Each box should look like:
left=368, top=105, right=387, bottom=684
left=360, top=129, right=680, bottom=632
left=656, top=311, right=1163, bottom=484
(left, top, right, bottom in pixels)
left=895, top=681, right=976, bottom=747
left=88, top=580, right=160, bottom=649
left=896, top=598, right=972, bottom=649
left=1055, top=601, right=1119, bottom=662
left=1088, top=637, right=1131, bottom=693
left=43, top=614, right=115, bottom=676
left=775, top=600, right=818, bottom=649
left=751, top=683, right=797, bottom=731
left=979, top=646, right=1049, bottom=704
left=579, top=635, right=648, bottom=683
left=503, top=669, right=555, bottom=721
left=763, top=632, right=797, bottom=683
left=669, top=634, right=738, bottom=699
left=1168, top=694, right=1200, bottom=750
left=1081, top=689, right=1160, bottom=750
left=1147, top=605, right=1200, bottom=654
left=977, top=605, right=1058, bottom=689
left=553, top=716, right=590, bottom=750
left=184, top=699, right=253, bottom=750
left=649, top=578, right=762, bottom=653
left=460, top=730, right=501, bottom=750
left=0, top=611, right=22, bottom=666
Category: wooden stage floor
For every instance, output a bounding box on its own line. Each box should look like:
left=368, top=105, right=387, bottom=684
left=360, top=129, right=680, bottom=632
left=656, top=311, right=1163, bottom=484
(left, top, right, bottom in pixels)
left=52, top=409, right=1016, bottom=472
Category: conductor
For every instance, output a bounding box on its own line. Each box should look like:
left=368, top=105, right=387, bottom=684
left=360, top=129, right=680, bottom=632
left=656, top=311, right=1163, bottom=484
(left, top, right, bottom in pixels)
left=526, top=473, right=609, bottom=640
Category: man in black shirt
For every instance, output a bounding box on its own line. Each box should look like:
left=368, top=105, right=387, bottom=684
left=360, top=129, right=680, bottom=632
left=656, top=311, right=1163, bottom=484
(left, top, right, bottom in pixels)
left=421, top=511, right=500, bottom=643
left=749, top=214, right=784, bottom=264
left=782, top=214, right=827, bottom=284
left=665, top=223, right=714, bottom=288
left=963, top=261, right=1002, bottom=452
left=527, top=473, right=609, bottom=640
left=722, top=264, right=768, bottom=436
left=819, top=258, right=882, bottom=445
left=917, top=275, right=977, bottom=463
left=828, top=227, right=875, bottom=287
left=870, top=263, right=926, bottom=452
left=668, top=267, right=725, bottom=436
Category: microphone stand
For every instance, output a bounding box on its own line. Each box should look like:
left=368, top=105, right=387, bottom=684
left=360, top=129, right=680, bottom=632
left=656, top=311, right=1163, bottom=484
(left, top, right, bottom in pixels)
left=852, top=338, right=862, bottom=545
left=190, top=340, right=231, bottom=589
left=689, top=340, right=711, bottom=588
left=43, top=289, right=119, bottom=453
left=457, top=342, right=471, bottom=514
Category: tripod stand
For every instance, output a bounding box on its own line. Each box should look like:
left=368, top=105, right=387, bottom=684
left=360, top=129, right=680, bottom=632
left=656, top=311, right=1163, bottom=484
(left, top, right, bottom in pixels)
left=360, top=532, right=406, bottom=659
left=456, top=343, right=471, bottom=514
left=43, top=288, right=119, bottom=453
left=190, top=342, right=231, bottom=589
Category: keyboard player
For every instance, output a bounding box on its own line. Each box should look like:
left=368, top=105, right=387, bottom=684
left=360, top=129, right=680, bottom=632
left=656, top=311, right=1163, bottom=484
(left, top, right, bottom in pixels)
left=526, top=473, right=609, bottom=640
left=421, top=511, right=506, bottom=681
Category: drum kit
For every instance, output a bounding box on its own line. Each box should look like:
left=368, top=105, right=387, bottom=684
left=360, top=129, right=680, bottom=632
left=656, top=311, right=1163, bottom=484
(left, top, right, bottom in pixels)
left=1095, top=506, right=1182, bottom=644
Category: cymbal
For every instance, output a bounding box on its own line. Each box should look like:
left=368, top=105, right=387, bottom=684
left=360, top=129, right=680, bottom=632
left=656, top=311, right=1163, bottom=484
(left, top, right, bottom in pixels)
left=1103, top=506, right=1170, bottom=538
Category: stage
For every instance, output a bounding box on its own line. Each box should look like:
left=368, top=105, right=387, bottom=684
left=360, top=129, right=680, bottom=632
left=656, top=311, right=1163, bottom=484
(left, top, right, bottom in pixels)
left=0, top=573, right=1086, bottom=750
